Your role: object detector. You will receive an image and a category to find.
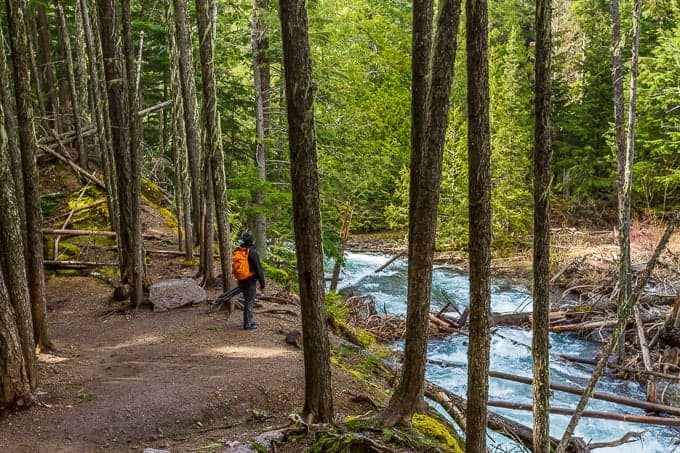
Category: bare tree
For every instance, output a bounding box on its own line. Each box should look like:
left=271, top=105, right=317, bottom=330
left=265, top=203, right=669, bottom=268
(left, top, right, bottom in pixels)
left=465, top=0, right=492, bottom=448
left=196, top=0, right=232, bottom=290
left=278, top=0, right=333, bottom=423
left=55, top=0, right=87, bottom=169
left=379, top=0, right=462, bottom=427
left=7, top=0, right=52, bottom=350
left=532, top=0, right=553, bottom=446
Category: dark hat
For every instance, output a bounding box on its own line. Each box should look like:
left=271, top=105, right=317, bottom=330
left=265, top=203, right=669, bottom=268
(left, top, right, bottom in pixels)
left=241, top=231, right=254, bottom=246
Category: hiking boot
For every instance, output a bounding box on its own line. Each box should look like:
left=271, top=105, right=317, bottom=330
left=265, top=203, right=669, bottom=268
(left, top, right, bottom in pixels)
left=244, top=324, right=257, bottom=330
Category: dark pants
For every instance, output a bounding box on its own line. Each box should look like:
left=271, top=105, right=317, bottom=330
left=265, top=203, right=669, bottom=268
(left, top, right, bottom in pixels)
left=239, top=278, right=257, bottom=328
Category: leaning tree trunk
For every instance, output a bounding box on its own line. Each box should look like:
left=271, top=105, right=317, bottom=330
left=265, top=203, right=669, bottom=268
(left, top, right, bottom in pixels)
left=35, top=5, right=61, bottom=133
left=279, top=0, right=333, bottom=423
left=7, top=0, right=53, bottom=351
left=55, top=0, right=87, bottom=170
left=80, top=0, right=118, bottom=232
left=380, top=0, right=462, bottom=427
left=196, top=0, right=232, bottom=290
left=0, top=87, right=37, bottom=391
left=172, top=0, right=202, bottom=245
left=465, top=0, right=492, bottom=449
left=121, top=0, right=146, bottom=307
left=73, top=0, right=90, bottom=123
left=251, top=0, right=270, bottom=257
left=532, top=0, right=553, bottom=447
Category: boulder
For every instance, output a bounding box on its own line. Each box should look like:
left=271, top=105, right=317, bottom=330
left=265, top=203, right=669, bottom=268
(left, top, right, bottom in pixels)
left=149, top=279, right=206, bottom=312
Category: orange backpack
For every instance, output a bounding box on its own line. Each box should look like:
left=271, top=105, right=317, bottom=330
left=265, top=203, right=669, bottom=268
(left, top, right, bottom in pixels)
left=232, top=246, right=254, bottom=280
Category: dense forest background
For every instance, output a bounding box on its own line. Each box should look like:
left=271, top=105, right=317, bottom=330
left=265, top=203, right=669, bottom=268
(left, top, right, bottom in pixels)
left=2, top=0, right=677, bottom=259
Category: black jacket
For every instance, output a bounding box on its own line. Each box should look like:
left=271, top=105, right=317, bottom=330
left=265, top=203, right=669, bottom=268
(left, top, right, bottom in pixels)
left=242, top=246, right=265, bottom=288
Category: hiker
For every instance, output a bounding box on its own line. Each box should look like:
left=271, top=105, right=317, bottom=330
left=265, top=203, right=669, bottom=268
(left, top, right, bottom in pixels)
left=232, top=232, right=265, bottom=330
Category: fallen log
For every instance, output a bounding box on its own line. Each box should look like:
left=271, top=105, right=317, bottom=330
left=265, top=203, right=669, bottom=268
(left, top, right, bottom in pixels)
left=425, top=359, right=680, bottom=417
left=41, top=228, right=162, bottom=240
left=487, top=400, right=680, bottom=426
left=39, top=145, right=105, bottom=189
left=373, top=251, right=406, bottom=273
left=44, top=260, right=118, bottom=269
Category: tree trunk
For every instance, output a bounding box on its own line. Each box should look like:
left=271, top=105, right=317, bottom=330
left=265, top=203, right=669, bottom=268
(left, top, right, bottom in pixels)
left=55, top=0, right=87, bottom=170
left=79, top=0, right=118, bottom=233
left=196, top=0, right=232, bottom=290
left=164, top=0, right=193, bottom=259
left=35, top=6, right=61, bottom=133
left=279, top=0, right=333, bottom=423
left=73, top=0, right=90, bottom=123
left=172, top=0, right=202, bottom=244
left=532, top=0, right=553, bottom=447
left=0, top=88, right=36, bottom=390
left=0, top=30, right=25, bottom=230
left=121, top=0, right=146, bottom=307
left=23, top=13, right=47, bottom=131
left=0, top=270, right=33, bottom=410
left=7, top=0, right=52, bottom=351
left=465, top=0, right=492, bottom=449
left=252, top=0, right=269, bottom=258
left=380, top=0, right=462, bottom=427
left=97, top=0, right=141, bottom=304
left=202, top=158, right=216, bottom=284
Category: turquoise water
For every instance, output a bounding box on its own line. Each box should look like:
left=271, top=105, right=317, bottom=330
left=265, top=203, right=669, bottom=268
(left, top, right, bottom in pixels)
left=337, top=251, right=677, bottom=452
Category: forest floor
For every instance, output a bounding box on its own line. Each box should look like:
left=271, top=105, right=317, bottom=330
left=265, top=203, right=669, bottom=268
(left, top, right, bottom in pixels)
left=1, top=168, right=679, bottom=452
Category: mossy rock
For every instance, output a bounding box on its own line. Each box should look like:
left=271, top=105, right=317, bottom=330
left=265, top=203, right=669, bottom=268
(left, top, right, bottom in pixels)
left=412, top=413, right=463, bottom=453
left=140, top=178, right=165, bottom=208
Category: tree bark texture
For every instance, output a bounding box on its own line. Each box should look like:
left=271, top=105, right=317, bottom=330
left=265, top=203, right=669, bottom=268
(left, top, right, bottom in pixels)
left=0, top=89, right=36, bottom=390
left=55, top=0, right=88, bottom=170
left=164, top=0, right=193, bottom=259
left=73, top=0, right=90, bottom=123
left=0, top=270, right=33, bottom=411
left=0, top=29, right=25, bottom=230
left=202, top=156, right=215, bottom=283
left=196, top=0, right=232, bottom=290
left=7, top=0, right=52, bottom=350
left=532, top=0, right=553, bottom=447
left=279, top=0, right=333, bottom=423
left=121, top=0, right=146, bottom=307
left=23, top=14, right=47, bottom=130
left=80, top=0, right=118, bottom=232
left=97, top=0, right=140, bottom=300
left=35, top=5, right=61, bottom=133
left=465, top=0, right=492, bottom=449
left=172, top=0, right=202, bottom=242
left=252, top=0, right=269, bottom=258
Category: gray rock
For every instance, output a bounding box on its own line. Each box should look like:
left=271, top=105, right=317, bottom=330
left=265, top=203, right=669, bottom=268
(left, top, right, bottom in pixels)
left=221, top=441, right=255, bottom=452
left=253, top=428, right=288, bottom=448
left=143, top=449, right=171, bottom=453
left=149, top=279, right=207, bottom=312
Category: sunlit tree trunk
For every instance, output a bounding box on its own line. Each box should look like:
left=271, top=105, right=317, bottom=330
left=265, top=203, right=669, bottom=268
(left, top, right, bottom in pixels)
left=465, top=0, right=492, bottom=448
left=532, top=0, right=553, bottom=447
left=55, top=0, right=87, bottom=169
left=196, top=0, right=232, bottom=290
left=172, top=0, right=202, bottom=246
left=279, top=0, right=333, bottom=423
left=251, top=0, right=270, bottom=257
left=164, top=0, right=192, bottom=259
left=380, top=0, right=462, bottom=427
left=0, top=83, right=36, bottom=392
left=7, top=0, right=52, bottom=351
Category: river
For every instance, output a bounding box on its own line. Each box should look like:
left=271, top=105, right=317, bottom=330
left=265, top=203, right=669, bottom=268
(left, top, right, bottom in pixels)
left=337, top=251, right=677, bottom=452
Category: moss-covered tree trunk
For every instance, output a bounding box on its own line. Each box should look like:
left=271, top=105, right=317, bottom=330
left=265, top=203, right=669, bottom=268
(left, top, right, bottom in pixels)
left=279, top=0, right=333, bottom=423
left=465, top=0, right=492, bottom=448
left=7, top=0, right=52, bottom=351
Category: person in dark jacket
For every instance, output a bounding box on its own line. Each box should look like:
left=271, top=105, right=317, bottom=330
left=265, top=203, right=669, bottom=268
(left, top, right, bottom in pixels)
left=238, top=232, right=265, bottom=330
